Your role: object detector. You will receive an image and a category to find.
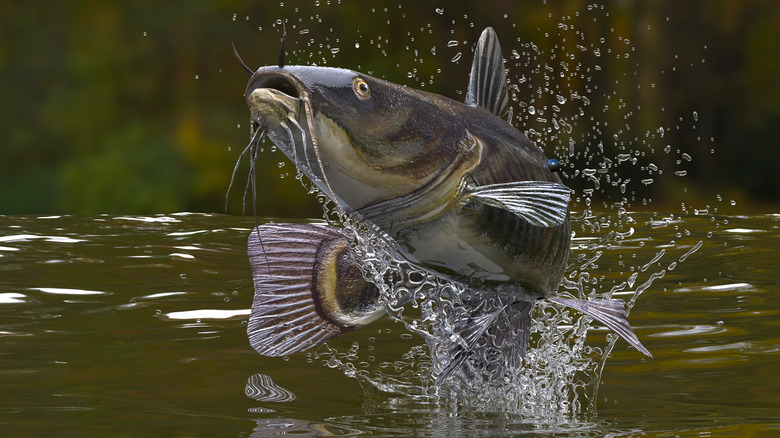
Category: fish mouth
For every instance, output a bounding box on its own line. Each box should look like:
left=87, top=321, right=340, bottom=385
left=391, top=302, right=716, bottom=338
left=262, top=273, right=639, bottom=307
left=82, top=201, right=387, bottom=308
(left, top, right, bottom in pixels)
left=246, top=70, right=305, bottom=131
left=242, top=69, right=343, bottom=209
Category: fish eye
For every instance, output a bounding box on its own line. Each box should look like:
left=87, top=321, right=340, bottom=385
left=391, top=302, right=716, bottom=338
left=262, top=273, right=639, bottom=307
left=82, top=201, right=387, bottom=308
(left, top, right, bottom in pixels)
left=352, top=77, right=371, bottom=100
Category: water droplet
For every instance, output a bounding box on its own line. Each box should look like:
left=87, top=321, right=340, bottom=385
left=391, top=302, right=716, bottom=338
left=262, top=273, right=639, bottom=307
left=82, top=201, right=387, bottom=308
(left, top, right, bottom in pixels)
left=435, top=7, right=444, bottom=15
left=143, top=31, right=147, bottom=37
left=451, top=52, right=462, bottom=63
left=355, top=42, right=360, bottom=48
left=682, top=153, right=692, bottom=162
left=556, top=95, right=566, bottom=104
left=194, top=74, right=199, bottom=79
left=674, top=170, right=687, bottom=177
left=447, top=40, right=458, bottom=47
left=693, top=111, right=698, bottom=121
left=330, top=47, right=340, bottom=54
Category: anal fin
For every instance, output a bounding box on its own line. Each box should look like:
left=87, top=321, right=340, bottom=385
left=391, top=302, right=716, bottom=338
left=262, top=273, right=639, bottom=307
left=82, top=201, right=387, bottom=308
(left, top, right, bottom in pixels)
left=551, top=297, right=652, bottom=357
left=435, top=300, right=533, bottom=384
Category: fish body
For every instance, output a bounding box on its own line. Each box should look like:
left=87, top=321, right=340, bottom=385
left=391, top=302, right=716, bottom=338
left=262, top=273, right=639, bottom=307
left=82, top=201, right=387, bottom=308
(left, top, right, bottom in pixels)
left=245, top=35, right=568, bottom=301
left=241, top=28, right=650, bottom=378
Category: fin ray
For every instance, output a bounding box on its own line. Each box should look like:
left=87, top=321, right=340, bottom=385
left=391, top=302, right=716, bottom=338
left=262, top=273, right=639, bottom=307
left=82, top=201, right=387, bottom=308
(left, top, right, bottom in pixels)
left=247, top=223, right=349, bottom=357
left=466, top=27, right=509, bottom=119
left=435, top=300, right=532, bottom=384
left=459, top=181, right=571, bottom=228
left=552, top=297, right=652, bottom=357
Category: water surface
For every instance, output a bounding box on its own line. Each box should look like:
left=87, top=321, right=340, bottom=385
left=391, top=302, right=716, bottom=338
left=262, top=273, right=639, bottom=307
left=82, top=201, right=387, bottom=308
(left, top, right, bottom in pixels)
left=1, top=213, right=778, bottom=436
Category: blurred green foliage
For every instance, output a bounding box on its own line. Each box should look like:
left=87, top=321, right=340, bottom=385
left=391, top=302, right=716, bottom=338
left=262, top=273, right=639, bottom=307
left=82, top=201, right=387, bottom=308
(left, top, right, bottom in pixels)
left=1, top=1, right=779, bottom=216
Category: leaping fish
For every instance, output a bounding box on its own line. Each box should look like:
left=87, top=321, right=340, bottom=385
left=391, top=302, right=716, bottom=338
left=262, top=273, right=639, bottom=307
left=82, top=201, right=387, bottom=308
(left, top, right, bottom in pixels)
left=238, top=27, right=651, bottom=382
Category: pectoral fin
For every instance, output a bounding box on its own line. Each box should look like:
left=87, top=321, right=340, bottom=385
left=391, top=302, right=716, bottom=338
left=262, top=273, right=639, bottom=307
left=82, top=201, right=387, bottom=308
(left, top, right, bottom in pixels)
left=458, top=181, right=571, bottom=228
left=247, top=223, right=382, bottom=357
left=551, top=297, right=652, bottom=357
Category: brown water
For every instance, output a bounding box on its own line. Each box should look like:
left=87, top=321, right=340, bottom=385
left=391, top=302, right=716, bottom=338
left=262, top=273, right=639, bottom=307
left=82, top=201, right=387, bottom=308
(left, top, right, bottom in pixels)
left=1, top=212, right=778, bottom=437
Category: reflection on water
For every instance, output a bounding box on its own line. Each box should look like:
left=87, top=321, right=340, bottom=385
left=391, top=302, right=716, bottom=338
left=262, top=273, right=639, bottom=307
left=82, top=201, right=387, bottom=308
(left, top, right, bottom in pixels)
left=0, top=213, right=778, bottom=436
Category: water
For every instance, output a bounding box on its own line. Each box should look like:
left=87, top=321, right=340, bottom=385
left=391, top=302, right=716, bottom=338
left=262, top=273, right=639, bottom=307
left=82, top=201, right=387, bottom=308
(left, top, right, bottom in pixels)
left=1, top=212, right=779, bottom=436
left=2, top=3, right=776, bottom=435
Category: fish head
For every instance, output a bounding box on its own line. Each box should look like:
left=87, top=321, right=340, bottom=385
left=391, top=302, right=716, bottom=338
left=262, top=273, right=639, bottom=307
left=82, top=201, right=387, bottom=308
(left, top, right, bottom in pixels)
left=245, top=66, right=471, bottom=215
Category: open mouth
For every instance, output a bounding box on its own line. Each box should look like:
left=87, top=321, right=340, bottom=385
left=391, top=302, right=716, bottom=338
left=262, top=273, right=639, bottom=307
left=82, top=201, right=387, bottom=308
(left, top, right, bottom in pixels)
left=247, top=73, right=301, bottom=101
left=243, top=73, right=337, bottom=207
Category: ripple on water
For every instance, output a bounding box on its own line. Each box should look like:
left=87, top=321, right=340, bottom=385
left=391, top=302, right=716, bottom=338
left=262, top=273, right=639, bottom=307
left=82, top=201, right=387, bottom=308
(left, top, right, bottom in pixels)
left=245, top=373, right=298, bottom=402
left=647, top=324, right=729, bottom=338
left=674, top=282, right=756, bottom=294
left=0, top=292, right=27, bottom=303
left=684, top=341, right=780, bottom=355
left=0, top=234, right=86, bottom=244
left=164, top=308, right=250, bottom=320
left=29, top=287, right=109, bottom=295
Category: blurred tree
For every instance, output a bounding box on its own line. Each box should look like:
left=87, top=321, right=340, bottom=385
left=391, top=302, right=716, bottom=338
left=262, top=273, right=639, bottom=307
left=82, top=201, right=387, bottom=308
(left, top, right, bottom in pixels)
left=0, top=1, right=778, bottom=215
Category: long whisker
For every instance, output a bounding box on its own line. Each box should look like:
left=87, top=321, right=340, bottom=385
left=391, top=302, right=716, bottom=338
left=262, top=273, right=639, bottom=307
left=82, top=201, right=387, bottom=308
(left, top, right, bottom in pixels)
left=226, top=123, right=271, bottom=273
left=246, top=131, right=271, bottom=273
left=242, top=134, right=261, bottom=213
left=278, top=21, right=287, bottom=69
left=226, top=126, right=262, bottom=212
left=286, top=115, right=314, bottom=177
left=231, top=42, right=254, bottom=76
left=301, top=94, right=344, bottom=216
left=279, top=120, right=299, bottom=170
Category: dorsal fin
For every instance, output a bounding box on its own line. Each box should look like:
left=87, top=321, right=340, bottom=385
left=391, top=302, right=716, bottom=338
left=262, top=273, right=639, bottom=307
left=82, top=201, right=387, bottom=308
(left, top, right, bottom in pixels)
left=465, top=27, right=509, bottom=119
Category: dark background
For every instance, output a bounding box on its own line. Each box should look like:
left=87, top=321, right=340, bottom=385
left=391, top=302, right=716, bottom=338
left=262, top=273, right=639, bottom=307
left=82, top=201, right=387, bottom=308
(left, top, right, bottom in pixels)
left=2, top=1, right=778, bottom=216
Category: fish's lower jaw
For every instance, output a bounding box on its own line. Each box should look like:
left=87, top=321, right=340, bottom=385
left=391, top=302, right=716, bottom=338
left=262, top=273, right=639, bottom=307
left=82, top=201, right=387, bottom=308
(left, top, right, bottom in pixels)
left=248, top=88, right=300, bottom=127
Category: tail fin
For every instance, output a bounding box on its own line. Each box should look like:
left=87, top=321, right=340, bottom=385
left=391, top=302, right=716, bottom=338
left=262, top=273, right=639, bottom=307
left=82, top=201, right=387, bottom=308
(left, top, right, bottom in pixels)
left=247, top=223, right=382, bottom=357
